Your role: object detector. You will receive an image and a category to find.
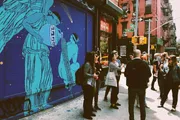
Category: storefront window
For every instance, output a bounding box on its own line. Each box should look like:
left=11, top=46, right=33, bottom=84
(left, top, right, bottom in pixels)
left=100, top=17, right=112, bottom=66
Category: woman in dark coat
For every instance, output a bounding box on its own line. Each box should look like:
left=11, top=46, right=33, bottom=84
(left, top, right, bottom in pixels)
left=158, top=55, right=180, bottom=112
left=82, top=51, right=99, bottom=119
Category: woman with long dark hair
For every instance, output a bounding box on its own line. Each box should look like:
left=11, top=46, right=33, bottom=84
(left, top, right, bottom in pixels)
left=158, top=55, right=180, bottom=112
left=82, top=51, right=99, bottom=119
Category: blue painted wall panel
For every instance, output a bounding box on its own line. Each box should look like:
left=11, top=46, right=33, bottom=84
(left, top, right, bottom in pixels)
left=0, top=0, right=93, bottom=119
left=86, top=14, right=94, bottom=52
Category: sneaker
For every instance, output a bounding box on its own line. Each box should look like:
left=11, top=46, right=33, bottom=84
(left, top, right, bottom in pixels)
left=157, top=105, right=163, bottom=108
left=145, top=105, right=150, bottom=108
left=91, top=113, right=96, bottom=117
left=171, top=108, right=176, bottom=112
left=116, top=103, right=121, bottom=106
left=94, top=106, right=101, bottom=111
left=151, top=88, right=157, bottom=91
left=110, top=104, right=119, bottom=109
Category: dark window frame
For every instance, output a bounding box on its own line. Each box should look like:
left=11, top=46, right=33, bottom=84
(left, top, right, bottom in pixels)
left=145, top=0, right=152, bottom=14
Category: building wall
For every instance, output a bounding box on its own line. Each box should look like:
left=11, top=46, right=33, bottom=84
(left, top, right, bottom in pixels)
left=118, top=0, right=176, bottom=54
left=118, top=0, right=158, bottom=38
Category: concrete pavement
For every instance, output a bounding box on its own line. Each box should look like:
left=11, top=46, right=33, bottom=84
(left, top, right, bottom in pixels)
left=20, top=74, right=180, bottom=120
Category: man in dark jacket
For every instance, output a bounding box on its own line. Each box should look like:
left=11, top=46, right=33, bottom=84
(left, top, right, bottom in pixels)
left=125, top=49, right=151, bottom=120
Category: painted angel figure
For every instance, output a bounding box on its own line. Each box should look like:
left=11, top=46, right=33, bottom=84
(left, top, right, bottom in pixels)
left=0, top=0, right=62, bottom=115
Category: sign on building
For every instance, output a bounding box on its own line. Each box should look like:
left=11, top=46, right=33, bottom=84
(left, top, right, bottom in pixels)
left=120, top=46, right=126, bottom=56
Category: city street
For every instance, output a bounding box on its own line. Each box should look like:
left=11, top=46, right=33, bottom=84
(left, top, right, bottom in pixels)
left=20, top=73, right=180, bottom=120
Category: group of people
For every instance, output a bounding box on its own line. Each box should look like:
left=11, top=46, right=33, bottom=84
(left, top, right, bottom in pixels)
left=81, top=50, right=122, bottom=119
left=150, top=52, right=180, bottom=112
left=80, top=49, right=180, bottom=120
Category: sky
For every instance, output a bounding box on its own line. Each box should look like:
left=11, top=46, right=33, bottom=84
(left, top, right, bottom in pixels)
left=170, top=0, right=180, bottom=42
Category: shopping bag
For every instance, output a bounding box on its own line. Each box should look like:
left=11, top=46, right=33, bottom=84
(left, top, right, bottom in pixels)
left=105, top=72, right=117, bottom=87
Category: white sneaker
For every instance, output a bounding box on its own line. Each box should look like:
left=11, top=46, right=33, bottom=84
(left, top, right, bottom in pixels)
left=171, top=108, right=176, bottom=112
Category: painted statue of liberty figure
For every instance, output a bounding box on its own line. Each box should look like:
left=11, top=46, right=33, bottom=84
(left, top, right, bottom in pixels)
left=58, top=33, right=80, bottom=90
left=0, top=0, right=62, bottom=115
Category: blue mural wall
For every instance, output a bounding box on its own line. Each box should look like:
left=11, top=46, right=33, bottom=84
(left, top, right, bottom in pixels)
left=0, top=0, right=93, bottom=119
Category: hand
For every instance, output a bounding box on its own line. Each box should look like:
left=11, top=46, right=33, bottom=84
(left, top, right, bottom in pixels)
left=93, top=73, right=98, bottom=80
left=121, top=64, right=124, bottom=67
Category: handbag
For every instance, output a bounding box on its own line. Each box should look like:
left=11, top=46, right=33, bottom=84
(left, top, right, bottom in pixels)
left=105, top=72, right=117, bottom=87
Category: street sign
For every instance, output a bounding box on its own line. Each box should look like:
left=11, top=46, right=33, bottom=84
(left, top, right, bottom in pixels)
left=120, top=45, right=126, bottom=56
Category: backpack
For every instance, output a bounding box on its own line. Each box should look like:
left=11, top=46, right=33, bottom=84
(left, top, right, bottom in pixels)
left=75, top=65, right=84, bottom=85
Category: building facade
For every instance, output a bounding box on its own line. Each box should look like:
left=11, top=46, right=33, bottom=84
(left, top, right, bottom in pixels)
left=117, top=0, right=176, bottom=60
left=160, top=0, right=177, bottom=55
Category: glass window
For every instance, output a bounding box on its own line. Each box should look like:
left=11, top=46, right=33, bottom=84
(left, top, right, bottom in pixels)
left=122, top=22, right=127, bottom=36
left=100, top=31, right=111, bottom=66
left=145, top=0, right=152, bottom=14
left=133, top=1, right=136, bottom=12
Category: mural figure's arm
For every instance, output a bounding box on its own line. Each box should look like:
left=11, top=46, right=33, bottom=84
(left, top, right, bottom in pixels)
left=23, top=13, right=44, bottom=43
left=72, top=48, right=78, bottom=63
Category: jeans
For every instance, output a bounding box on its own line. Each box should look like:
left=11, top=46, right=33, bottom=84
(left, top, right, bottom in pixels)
left=128, top=88, right=146, bottom=120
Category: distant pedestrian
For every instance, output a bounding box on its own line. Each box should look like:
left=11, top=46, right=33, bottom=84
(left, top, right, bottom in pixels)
left=82, top=51, right=99, bottom=119
left=125, top=49, right=151, bottom=120
left=158, top=52, right=169, bottom=99
left=151, top=53, right=161, bottom=91
left=158, top=55, right=180, bottom=112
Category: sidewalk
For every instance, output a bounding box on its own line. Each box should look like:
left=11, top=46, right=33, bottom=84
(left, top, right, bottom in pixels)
left=20, top=74, right=180, bottom=120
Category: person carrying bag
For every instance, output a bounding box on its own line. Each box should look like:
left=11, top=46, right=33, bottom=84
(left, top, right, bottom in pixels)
left=105, top=50, right=121, bottom=109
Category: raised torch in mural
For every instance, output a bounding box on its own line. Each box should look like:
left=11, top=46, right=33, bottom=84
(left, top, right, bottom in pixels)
left=58, top=33, right=80, bottom=90
left=0, top=0, right=62, bottom=115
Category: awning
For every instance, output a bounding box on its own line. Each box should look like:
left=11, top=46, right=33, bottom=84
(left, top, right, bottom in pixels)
left=165, top=47, right=177, bottom=51
left=86, top=0, right=123, bottom=15
left=105, top=0, right=123, bottom=16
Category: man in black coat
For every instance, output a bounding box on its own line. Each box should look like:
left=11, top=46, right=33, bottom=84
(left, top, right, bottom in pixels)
left=125, top=49, right=151, bottom=120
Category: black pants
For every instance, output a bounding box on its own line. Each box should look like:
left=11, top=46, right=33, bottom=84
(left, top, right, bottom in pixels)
left=82, top=85, right=94, bottom=116
left=161, top=84, right=179, bottom=108
left=110, top=76, right=120, bottom=105
left=128, top=88, right=146, bottom=120
left=94, top=80, right=101, bottom=107
left=158, top=75, right=165, bottom=99
left=151, top=76, right=157, bottom=89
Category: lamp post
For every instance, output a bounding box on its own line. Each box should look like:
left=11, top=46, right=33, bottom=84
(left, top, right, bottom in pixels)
left=134, top=0, right=139, bottom=36
left=147, top=19, right=151, bottom=57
